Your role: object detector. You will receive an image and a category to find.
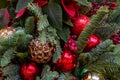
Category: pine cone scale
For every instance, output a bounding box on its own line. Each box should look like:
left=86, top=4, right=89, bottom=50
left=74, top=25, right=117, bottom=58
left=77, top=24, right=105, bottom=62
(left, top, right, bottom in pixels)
left=29, top=38, right=55, bottom=63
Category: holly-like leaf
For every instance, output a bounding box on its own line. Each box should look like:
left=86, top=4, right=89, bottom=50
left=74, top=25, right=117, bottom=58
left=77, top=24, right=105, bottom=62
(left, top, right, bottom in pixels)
left=43, top=3, right=62, bottom=31
left=0, top=8, right=10, bottom=28
left=16, top=0, right=32, bottom=12
left=75, top=0, right=91, bottom=8
left=57, top=25, right=70, bottom=42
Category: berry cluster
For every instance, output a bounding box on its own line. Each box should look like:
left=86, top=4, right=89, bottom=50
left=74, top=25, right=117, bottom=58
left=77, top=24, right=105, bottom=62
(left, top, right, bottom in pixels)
left=64, top=35, right=78, bottom=51
left=111, top=30, right=120, bottom=45
left=86, top=1, right=117, bottom=17
left=101, top=1, right=117, bottom=10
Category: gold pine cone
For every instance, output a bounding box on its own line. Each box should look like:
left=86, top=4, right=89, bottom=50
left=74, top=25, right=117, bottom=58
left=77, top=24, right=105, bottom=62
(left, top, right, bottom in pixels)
left=29, top=38, right=56, bottom=63
left=0, top=27, right=15, bottom=39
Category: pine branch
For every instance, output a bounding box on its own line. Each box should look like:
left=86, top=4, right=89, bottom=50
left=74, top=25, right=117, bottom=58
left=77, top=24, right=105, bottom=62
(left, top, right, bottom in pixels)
left=0, top=48, right=15, bottom=67
left=75, top=0, right=91, bottom=8
left=53, top=40, right=61, bottom=63
left=95, top=23, right=120, bottom=40
left=77, top=6, right=109, bottom=54
left=27, top=3, right=43, bottom=18
left=79, top=39, right=114, bottom=68
left=107, top=2, right=120, bottom=25
left=3, top=64, right=21, bottom=80
left=41, top=65, right=59, bottom=80
left=37, top=15, right=50, bottom=31
left=87, top=63, right=120, bottom=79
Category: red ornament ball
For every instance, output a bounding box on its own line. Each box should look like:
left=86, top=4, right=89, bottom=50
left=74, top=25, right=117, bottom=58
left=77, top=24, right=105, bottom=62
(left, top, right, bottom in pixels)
left=21, top=62, right=39, bottom=80
left=84, top=35, right=102, bottom=52
left=72, top=15, right=90, bottom=36
left=55, top=50, right=77, bottom=72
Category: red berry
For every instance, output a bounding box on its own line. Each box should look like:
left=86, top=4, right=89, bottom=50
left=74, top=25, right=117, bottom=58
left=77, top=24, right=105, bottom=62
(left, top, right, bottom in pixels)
left=96, top=6, right=100, bottom=9
left=106, top=1, right=111, bottom=5
left=64, top=35, right=78, bottom=51
left=101, top=2, right=105, bottom=5
left=92, top=2, right=98, bottom=6
left=111, top=30, right=120, bottom=45
left=111, top=2, right=117, bottom=7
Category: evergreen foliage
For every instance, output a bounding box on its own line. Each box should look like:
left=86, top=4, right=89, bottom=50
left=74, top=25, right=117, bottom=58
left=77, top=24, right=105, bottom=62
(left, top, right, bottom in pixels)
left=77, top=6, right=109, bottom=54
left=0, top=0, right=120, bottom=80
left=1, top=48, right=15, bottom=67
left=40, top=65, right=59, bottom=80
left=25, top=16, right=35, bottom=34
left=3, top=64, right=21, bottom=80
left=95, top=23, right=120, bottom=40
left=79, top=39, right=120, bottom=79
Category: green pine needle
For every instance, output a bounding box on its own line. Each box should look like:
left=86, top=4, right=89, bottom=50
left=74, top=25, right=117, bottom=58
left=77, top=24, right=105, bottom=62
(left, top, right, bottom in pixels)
left=77, top=6, right=109, bottom=54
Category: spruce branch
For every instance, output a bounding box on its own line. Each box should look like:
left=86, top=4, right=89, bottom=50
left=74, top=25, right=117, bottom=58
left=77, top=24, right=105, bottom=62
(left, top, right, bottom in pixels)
left=27, top=3, right=43, bottom=18
left=37, top=15, right=50, bottom=31
left=77, top=6, right=109, bottom=54
left=79, top=39, right=114, bottom=67
left=3, top=64, right=21, bottom=80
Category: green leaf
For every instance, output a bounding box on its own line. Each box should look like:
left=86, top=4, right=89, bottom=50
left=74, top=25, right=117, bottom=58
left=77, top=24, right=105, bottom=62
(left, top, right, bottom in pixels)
left=1, top=48, right=15, bottom=67
left=16, top=0, right=32, bottom=12
left=43, top=3, right=62, bottom=31
left=25, top=16, right=35, bottom=34
left=75, top=0, right=91, bottom=7
left=0, top=9, right=9, bottom=28
left=0, top=0, right=9, bottom=9
left=57, top=25, right=70, bottom=42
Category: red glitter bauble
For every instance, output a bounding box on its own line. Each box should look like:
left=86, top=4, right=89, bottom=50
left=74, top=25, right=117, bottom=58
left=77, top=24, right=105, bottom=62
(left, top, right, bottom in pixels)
left=84, top=35, right=102, bottom=52
left=21, top=62, right=39, bottom=80
left=72, top=15, right=90, bottom=36
left=56, top=50, right=77, bottom=72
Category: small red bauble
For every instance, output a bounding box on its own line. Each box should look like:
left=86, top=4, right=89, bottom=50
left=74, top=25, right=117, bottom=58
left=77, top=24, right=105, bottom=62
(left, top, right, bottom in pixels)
left=72, top=15, right=90, bottom=36
left=84, top=35, right=102, bottom=52
left=21, top=62, right=39, bottom=80
left=55, top=50, right=77, bottom=72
